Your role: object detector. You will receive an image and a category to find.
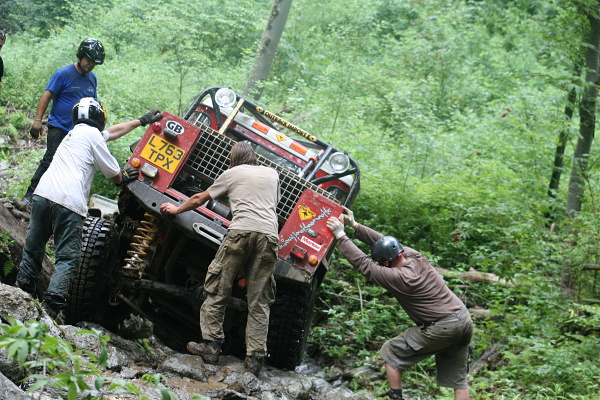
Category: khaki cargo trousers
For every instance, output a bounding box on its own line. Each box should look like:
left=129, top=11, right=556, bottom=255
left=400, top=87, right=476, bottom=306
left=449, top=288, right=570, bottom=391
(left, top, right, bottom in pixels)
left=200, top=229, right=278, bottom=356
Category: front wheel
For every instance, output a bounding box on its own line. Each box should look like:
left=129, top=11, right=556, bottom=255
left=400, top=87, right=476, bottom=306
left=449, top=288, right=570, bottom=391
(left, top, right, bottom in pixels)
left=67, top=217, right=115, bottom=323
left=267, top=274, right=322, bottom=369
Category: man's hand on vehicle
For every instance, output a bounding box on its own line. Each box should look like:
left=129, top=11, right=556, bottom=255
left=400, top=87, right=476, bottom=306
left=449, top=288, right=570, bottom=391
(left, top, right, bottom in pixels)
left=327, top=216, right=346, bottom=239
left=341, top=207, right=357, bottom=228
left=120, top=166, right=138, bottom=185
left=30, top=119, right=43, bottom=139
left=139, top=109, right=163, bottom=126
left=160, top=202, right=178, bottom=215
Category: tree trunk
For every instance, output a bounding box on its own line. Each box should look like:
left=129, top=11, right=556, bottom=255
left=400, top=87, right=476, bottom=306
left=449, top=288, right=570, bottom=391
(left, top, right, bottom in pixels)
left=566, top=10, right=600, bottom=217
left=582, top=264, right=600, bottom=270
left=548, top=84, right=577, bottom=199
left=243, top=0, right=293, bottom=101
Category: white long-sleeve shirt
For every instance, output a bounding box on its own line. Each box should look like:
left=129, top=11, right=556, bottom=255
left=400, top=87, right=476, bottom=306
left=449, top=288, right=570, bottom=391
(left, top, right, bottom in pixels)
left=35, top=123, right=120, bottom=216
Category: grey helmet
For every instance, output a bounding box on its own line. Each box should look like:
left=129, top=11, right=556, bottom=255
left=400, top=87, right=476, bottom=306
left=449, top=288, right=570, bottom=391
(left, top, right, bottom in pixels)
left=371, top=236, right=403, bottom=265
left=77, top=38, right=105, bottom=64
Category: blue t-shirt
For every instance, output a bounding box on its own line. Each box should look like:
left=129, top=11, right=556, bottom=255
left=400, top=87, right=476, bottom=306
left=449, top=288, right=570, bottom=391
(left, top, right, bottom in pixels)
left=46, top=63, right=97, bottom=132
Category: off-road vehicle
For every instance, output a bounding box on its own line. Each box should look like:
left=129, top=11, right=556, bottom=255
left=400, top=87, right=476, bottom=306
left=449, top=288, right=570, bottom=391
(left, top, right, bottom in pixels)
left=67, top=86, right=360, bottom=369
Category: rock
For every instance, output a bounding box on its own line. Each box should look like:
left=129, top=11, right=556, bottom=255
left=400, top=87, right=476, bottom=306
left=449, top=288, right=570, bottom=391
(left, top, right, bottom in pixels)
left=256, top=368, right=314, bottom=399
left=0, top=283, right=62, bottom=338
left=295, top=358, right=322, bottom=375
left=310, top=376, right=334, bottom=394
left=119, top=313, right=154, bottom=339
left=0, top=279, right=377, bottom=400
left=215, top=388, right=248, bottom=399
left=158, top=353, right=206, bottom=382
left=347, top=365, right=385, bottom=386
left=325, top=366, right=344, bottom=382
left=0, top=371, right=30, bottom=400
left=0, top=348, right=26, bottom=384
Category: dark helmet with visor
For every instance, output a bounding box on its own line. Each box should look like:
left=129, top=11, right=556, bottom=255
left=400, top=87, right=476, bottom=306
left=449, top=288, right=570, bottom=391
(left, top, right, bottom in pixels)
left=371, top=236, right=404, bottom=266
left=76, top=38, right=105, bottom=64
left=72, top=97, right=107, bottom=131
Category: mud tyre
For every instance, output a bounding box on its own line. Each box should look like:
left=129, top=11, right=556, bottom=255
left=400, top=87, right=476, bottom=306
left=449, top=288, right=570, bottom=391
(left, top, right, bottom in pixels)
left=67, top=217, right=114, bottom=323
left=267, top=277, right=320, bottom=369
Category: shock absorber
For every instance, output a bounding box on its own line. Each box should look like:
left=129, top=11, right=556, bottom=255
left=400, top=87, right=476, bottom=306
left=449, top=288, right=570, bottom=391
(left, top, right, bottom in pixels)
left=121, top=212, right=159, bottom=279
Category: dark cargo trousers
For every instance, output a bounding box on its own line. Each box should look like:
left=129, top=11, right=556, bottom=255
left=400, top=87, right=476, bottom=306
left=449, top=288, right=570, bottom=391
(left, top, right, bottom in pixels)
left=200, top=229, right=278, bottom=357
left=17, top=195, right=84, bottom=297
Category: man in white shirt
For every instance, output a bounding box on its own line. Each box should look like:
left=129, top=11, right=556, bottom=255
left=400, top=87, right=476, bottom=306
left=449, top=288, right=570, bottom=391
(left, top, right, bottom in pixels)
left=16, top=97, right=162, bottom=322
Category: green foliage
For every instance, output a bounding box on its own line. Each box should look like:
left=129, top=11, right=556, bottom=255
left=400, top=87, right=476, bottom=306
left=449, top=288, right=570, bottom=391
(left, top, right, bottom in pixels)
left=0, top=108, right=26, bottom=145
left=0, top=0, right=73, bottom=36
left=0, top=230, right=16, bottom=276
left=0, top=316, right=200, bottom=399
left=1, top=0, right=600, bottom=398
left=313, top=256, right=413, bottom=361
left=564, top=303, right=600, bottom=335
left=7, top=111, right=27, bottom=130
left=495, top=333, right=599, bottom=397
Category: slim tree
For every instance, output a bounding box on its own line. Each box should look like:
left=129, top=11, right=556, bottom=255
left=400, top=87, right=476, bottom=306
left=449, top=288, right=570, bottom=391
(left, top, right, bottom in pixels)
left=566, top=4, right=600, bottom=217
left=243, top=0, right=293, bottom=101
left=548, top=83, right=579, bottom=201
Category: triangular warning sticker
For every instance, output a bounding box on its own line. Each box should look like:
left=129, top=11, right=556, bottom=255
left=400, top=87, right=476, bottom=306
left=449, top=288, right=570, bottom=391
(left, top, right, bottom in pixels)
left=298, top=205, right=316, bottom=220
left=275, top=132, right=287, bottom=142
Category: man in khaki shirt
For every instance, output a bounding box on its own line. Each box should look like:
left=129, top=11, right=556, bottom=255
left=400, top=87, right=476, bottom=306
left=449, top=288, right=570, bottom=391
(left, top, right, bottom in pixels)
left=160, top=141, right=280, bottom=376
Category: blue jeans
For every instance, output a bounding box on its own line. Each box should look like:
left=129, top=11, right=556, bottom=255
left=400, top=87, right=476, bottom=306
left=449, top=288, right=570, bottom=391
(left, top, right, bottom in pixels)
left=25, top=126, right=68, bottom=197
left=18, top=195, right=84, bottom=297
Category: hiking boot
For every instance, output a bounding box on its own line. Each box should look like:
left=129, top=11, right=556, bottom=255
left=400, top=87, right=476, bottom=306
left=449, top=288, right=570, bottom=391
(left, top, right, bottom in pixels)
left=244, top=355, right=265, bottom=376
left=386, top=390, right=404, bottom=400
left=15, top=275, right=36, bottom=296
left=42, top=293, right=67, bottom=325
left=187, top=340, right=221, bottom=364
left=42, top=301, right=65, bottom=324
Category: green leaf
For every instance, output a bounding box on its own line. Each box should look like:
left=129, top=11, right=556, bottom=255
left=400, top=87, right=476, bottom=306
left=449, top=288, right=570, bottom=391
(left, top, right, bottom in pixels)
left=68, top=381, right=78, bottom=400
left=160, top=387, right=173, bottom=400
left=94, top=377, right=105, bottom=390
left=26, top=379, right=50, bottom=392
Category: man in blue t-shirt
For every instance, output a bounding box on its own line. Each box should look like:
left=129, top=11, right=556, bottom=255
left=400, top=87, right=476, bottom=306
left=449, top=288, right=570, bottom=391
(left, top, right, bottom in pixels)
left=23, top=38, right=105, bottom=205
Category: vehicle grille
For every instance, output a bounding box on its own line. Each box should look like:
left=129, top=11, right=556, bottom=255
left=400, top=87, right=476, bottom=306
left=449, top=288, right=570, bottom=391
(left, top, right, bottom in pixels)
left=185, top=124, right=338, bottom=221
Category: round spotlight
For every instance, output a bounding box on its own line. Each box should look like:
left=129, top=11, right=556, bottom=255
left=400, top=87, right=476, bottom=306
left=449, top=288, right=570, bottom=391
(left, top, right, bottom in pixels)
left=215, top=87, right=237, bottom=108
left=329, top=152, right=350, bottom=173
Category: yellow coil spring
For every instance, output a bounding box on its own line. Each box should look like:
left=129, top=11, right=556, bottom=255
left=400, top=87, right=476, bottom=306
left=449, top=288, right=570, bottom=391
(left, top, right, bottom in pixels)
left=121, top=212, right=159, bottom=278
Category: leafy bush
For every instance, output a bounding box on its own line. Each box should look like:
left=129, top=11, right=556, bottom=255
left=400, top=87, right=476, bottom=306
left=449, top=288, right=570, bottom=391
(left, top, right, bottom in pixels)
left=1, top=0, right=600, bottom=398
left=0, top=316, right=209, bottom=400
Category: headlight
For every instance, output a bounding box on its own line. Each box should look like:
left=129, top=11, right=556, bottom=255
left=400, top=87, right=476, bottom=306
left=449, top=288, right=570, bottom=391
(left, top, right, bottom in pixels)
left=329, top=152, right=350, bottom=173
left=215, top=88, right=237, bottom=108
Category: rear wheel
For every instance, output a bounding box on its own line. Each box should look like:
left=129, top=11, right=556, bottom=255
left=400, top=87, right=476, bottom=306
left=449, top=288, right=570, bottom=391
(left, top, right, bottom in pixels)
left=267, top=275, right=321, bottom=369
left=67, top=217, right=115, bottom=323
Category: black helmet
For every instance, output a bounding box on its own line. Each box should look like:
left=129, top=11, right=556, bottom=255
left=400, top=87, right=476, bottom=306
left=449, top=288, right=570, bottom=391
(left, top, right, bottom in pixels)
left=371, top=236, right=403, bottom=266
left=72, top=97, right=107, bottom=130
left=76, top=38, right=105, bottom=64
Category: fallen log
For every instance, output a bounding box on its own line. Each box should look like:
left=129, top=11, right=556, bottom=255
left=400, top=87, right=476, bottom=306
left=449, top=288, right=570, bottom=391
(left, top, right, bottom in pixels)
left=468, top=307, right=503, bottom=320
left=582, top=264, right=600, bottom=270
left=435, top=266, right=510, bottom=285
left=469, top=340, right=506, bottom=376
